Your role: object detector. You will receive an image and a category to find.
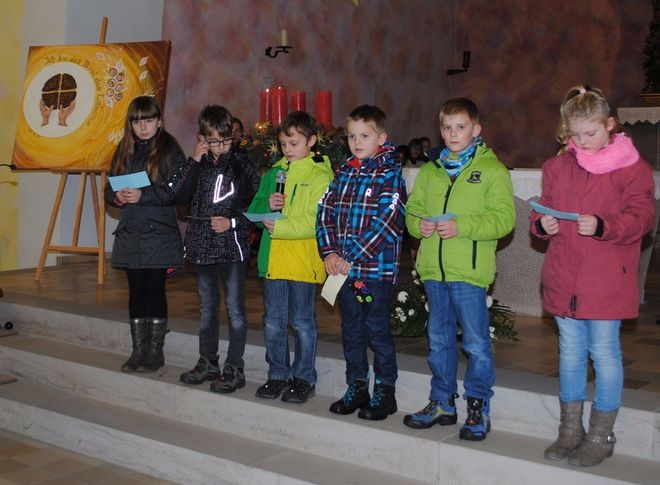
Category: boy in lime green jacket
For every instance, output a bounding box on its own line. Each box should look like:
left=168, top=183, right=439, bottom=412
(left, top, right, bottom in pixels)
left=248, top=111, right=334, bottom=404
left=403, top=98, right=514, bottom=441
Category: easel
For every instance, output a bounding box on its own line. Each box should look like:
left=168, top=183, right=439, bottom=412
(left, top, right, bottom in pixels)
left=35, top=17, right=109, bottom=285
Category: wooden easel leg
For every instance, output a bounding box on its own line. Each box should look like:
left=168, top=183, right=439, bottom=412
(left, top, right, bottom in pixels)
left=91, top=172, right=107, bottom=285
left=71, top=172, right=87, bottom=246
left=36, top=173, right=68, bottom=281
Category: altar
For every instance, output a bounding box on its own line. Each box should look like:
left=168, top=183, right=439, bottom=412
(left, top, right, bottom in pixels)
left=402, top=167, right=660, bottom=316
left=618, top=107, right=660, bottom=170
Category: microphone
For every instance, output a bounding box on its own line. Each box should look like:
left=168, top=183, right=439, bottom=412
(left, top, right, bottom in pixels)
left=274, top=170, right=286, bottom=212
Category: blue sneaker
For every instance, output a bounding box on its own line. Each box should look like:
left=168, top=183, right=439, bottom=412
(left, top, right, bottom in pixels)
left=403, top=394, right=459, bottom=429
left=459, top=397, right=491, bottom=441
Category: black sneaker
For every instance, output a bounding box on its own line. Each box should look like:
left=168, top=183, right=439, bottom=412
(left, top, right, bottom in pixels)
left=180, top=356, right=220, bottom=385
left=209, top=364, right=245, bottom=394
left=357, top=379, right=397, bottom=421
left=329, top=379, right=370, bottom=415
left=281, top=378, right=315, bottom=404
left=255, top=379, right=290, bottom=399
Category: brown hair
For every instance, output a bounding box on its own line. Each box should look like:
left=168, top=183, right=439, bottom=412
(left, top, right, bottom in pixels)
left=110, top=96, right=177, bottom=184
left=198, top=105, right=234, bottom=138
left=278, top=111, right=319, bottom=140
left=347, top=104, right=387, bottom=132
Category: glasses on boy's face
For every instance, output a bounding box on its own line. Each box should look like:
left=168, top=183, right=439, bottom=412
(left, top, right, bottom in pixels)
left=205, top=137, right=232, bottom=147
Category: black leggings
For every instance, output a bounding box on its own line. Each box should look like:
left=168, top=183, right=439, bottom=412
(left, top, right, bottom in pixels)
left=126, top=268, right=168, bottom=319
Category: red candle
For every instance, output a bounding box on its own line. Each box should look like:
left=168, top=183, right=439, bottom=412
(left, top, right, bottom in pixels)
left=291, top=91, right=306, bottom=112
left=259, top=88, right=272, bottom=123
left=271, top=86, right=288, bottom=127
left=316, top=90, right=332, bottom=129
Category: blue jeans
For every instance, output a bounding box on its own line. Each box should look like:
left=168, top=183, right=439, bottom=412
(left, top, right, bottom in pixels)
left=263, top=279, right=318, bottom=385
left=337, top=279, right=397, bottom=386
left=196, top=262, right=248, bottom=368
left=425, top=281, right=494, bottom=401
left=555, top=317, right=622, bottom=412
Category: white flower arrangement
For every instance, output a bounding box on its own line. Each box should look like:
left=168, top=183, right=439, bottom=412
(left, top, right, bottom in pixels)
left=391, top=270, right=518, bottom=340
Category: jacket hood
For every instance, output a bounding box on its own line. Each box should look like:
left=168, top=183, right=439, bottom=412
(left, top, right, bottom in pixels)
left=346, top=141, right=399, bottom=171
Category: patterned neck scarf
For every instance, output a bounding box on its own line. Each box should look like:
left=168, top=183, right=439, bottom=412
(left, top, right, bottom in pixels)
left=439, top=136, right=481, bottom=177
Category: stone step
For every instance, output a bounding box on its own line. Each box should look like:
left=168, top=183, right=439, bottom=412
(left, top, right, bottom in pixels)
left=0, top=378, right=423, bottom=485
left=1, top=296, right=659, bottom=462
left=0, top=334, right=658, bottom=484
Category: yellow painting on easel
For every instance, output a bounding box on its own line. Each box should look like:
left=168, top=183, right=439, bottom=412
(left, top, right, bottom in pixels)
left=12, top=40, right=171, bottom=170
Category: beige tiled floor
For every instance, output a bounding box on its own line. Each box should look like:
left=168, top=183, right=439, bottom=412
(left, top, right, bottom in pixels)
left=0, top=429, right=175, bottom=484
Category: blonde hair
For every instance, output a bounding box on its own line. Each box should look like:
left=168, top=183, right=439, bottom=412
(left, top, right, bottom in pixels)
left=439, top=97, right=479, bottom=124
left=557, top=84, right=614, bottom=145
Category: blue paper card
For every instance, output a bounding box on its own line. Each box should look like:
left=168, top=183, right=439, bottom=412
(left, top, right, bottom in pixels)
left=409, top=212, right=457, bottom=222
left=108, top=171, right=151, bottom=191
left=243, top=212, right=287, bottom=223
left=529, top=200, right=579, bottom=221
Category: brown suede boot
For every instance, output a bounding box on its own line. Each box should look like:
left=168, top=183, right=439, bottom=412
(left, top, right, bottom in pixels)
left=120, top=318, right=149, bottom=372
left=544, top=400, right=586, bottom=460
left=568, top=408, right=617, bottom=467
left=136, top=318, right=168, bottom=372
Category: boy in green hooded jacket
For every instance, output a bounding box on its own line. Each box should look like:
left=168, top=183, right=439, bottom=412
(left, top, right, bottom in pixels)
left=403, top=98, right=514, bottom=441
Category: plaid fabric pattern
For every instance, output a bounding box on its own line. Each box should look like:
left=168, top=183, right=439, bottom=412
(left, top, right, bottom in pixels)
left=316, top=143, right=405, bottom=283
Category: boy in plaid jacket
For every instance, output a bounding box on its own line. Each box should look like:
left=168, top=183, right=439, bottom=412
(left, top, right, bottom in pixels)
left=316, top=105, right=405, bottom=421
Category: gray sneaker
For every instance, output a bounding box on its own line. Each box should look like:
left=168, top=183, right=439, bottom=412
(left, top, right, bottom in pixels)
left=209, top=364, right=246, bottom=394
left=180, top=356, right=220, bottom=385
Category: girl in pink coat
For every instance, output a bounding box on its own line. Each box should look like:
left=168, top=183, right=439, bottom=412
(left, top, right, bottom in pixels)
left=530, top=85, right=656, bottom=467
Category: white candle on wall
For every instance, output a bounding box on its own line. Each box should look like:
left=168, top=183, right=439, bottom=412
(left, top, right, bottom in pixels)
left=280, top=28, right=288, bottom=46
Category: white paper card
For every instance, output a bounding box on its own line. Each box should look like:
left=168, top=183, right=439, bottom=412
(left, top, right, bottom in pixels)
left=321, top=273, right=348, bottom=306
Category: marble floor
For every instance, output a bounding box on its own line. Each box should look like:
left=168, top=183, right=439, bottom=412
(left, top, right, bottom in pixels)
left=0, top=242, right=659, bottom=483
left=1, top=240, right=659, bottom=394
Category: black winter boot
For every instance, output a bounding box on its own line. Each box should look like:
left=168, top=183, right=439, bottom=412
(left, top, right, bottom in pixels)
left=136, top=318, right=168, bottom=372
left=121, top=318, right=149, bottom=372
left=358, top=379, right=397, bottom=420
left=329, top=379, right=370, bottom=415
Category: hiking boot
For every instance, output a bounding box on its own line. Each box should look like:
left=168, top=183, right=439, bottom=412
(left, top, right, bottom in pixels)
left=281, top=377, right=315, bottom=404
left=459, top=397, right=491, bottom=441
left=329, top=379, right=370, bottom=415
left=255, top=379, right=290, bottom=399
left=403, top=394, right=459, bottom=429
left=179, top=356, right=220, bottom=385
left=357, top=379, right=397, bottom=421
left=209, top=364, right=245, bottom=394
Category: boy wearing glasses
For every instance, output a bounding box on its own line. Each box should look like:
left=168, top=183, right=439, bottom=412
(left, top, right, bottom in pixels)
left=171, top=105, right=260, bottom=393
